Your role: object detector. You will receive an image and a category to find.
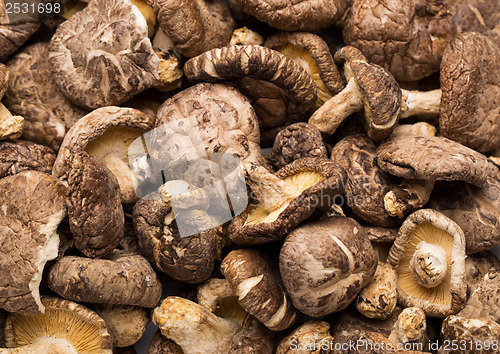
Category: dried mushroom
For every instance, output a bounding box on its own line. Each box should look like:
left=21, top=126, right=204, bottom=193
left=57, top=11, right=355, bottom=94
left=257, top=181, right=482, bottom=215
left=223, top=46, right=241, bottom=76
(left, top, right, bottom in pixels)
left=229, top=314, right=275, bottom=354
left=464, top=251, right=500, bottom=294
left=183, top=45, right=317, bottom=145
left=149, top=329, right=183, bottom=353
left=232, top=0, right=348, bottom=31
left=66, top=151, right=124, bottom=258
left=48, top=251, right=162, bottom=308
left=388, top=307, right=429, bottom=349
left=280, top=216, right=378, bottom=317
left=229, top=157, right=347, bottom=245
left=230, top=26, right=263, bottom=46
left=147, top=0, right=235, bottom=57
left=0, top=171, right=66, bottom=315
left=276, top=320, right=334, bottom=354
left=0, top=110, right=23, bottom=141
left=0, top=140, right=55, bottom=179
left=4, top=296, right=112, bottom=353
left=309, top=46, right=401, bottom=142
left=450, top=0, right=500, bottom=45
left=387, top=209, right=467, bottom=317
left=49, top=0, right=159, bottom=109
left=221, top=249, right=298, bottom=331
left=457, top=270, right=499, bottom=322
left=343, top=0, right=455, bottom=81
left=4, top=42, right=87, bottom=151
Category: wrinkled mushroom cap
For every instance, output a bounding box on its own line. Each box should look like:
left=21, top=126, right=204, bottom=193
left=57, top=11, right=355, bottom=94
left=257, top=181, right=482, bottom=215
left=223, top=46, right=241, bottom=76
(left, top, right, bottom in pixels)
left=457, top=270, right=500, bottom=322
left=276, top=320, right=333, bottom=354
left=387, top=209, right=467, bottom=317
left=440, top=315, right=500, bottom=353
left=0, top=140, right=55, bottom=179
left=49, top=0, right=159, bottom=109
left=0, top=171, right=66, bottom=315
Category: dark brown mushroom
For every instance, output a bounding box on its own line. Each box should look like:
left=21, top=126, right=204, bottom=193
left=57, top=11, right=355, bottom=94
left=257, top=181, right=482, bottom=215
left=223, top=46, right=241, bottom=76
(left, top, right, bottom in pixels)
left=229, top=314, right=275, bottom=353
left=464, top=251, right=500, bottom=295
left=450, top=0, right=500, bottom=45
left=0, top=140, right=55, bottom=178
left=148, top=329, right=183, bottom=353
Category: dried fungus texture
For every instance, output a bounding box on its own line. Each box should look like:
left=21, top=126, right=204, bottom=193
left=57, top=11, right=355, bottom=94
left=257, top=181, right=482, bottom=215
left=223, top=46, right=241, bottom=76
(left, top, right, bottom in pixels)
left=66, top=152, right=124, bottom=258
left=48, top=252, right=162, bottom=308
left=440, top=316, right=500, bottom=354
left=457, top=271, right=500, bottom=322
left=344, top=0, right=455, bottom=81
left=5, top=43, right=87, bottom=151
left=451, top=0, right=500, bottom=45
left=0, top=171, right=66, bottom=315
left=147, top=0, right=235, bottom=57
left=49, top=0, right=159, bottom=109
left=229, top=315, right=275, bottom=353
left=276, top=321, right=334, bottom=354
left=234, top=0, right=348, bottom=31
left=439, top=32, right=500, bottom=153
left=0, top=140, right=55, bottom=178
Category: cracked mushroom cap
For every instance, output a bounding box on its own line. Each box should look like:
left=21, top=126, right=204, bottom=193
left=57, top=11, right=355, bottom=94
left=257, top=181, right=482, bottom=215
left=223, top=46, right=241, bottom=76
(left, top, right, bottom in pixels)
left=229, top=157, right=348, bottom=246
left=221, top=249, right=298, bottom=331
left=4, top=42, right=87, bottom=151
left=48, top=0, right=159, bottom=110
left=66, top=151, right=124, bottom=258
left=439, top=32, right=500, bottom=153
left=184, top=45, right=317, bottom=145
left=0, top=171, right=66, bottom=315
left=387, top=209, right=467, bottom=318
left=147, top=0, right=235, bottom=57
left=343, top=0, right=455, bottom=81
left=279, top=216, right=378, bottom=317
left=457, top=270, right=500, bottom=322
left=53, top=106, right=154, bottom=205
left=4, top=296, right=112, bottom=353
left=47, top=251, right=162, bottom=308
left=276, top=320, right=334, bottom=354
left=0, top=140, right=55, bottom=179
left=265, top=31, right=344, bottom=106
left=233, top=0, right=348, bottom=31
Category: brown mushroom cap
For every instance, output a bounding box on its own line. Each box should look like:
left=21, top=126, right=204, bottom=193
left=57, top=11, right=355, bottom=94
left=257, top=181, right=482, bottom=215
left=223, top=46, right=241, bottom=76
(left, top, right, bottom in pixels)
left=450, top=0, right=500, bottom=45
left=387, top=209, right=467, bottom=318
left=4, top=296, right=113, bottom=353
left=457, top=270, right=500, bottom=322
left=229, top=157, right=348, bottom=245
left=183, top=45, right=317, bottom=145
left=233, top=0, right=348, bottom=31
left=280, top=216, right=378, bottom=317
left=439, top=32, right=500, bottom=153
left=4, top=42, right=87, bottom=151
left=464, top=251, right=500, bottom=295
left=229, top=314, right=275, bottom=354
left=48, top=0, right=159, bottom=109
left=149, top=329, right=183, bottom=353
left=66, top=151, right=124, bottom=258
left=221, top=249, right=298, bottom=331
left=0, top=171, right=66, bottom=315
left=147, top=0, right=235, bottom=57
left=47, top=251, right=162, bottom=308
left=343, top=0, right=455, bottom=81
left=0, top=140, right=55, bottom=178
left=276, top=320, right=333, bottom=354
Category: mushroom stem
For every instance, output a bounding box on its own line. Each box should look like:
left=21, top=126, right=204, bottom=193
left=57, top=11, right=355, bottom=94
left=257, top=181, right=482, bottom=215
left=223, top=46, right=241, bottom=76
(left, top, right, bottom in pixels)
left=489, top=156, right=500, bottom=168
left=410, top=241, right=447, bottom=288
left=97, top=152, right=137, bottom=204
left=0, top=102, right=24, bottom=140
left=399, top=89, right=441, bottom=119
left=308, top=77, right=364, bottom=134
left=384, top=180, right=435, bottom=218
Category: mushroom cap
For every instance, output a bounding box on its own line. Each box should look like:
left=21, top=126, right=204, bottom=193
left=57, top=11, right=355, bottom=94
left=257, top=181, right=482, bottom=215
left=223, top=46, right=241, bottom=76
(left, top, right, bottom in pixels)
left=343, top=0, right=455, bottom=81
left=334, top=46, right=402, bottom=142
left=387, top=209, right=467, bottom=317
left=276, top=320, right=333, bottom=354
left=149, top=329, right=183, bottom=353
left=4, top=42, right=87, bottom=151
left=0, top=171, right=66, bottom=315
left=229, top=314, right=275, bottom=353
left=280, top=216, right=378, bottom=317
left=457, top=270, right=500, bottom=323
left=451, top=0, right=500, bottom=45
left=439, top=32, right=500, bottom=153
left=47, top=252, right=162, bottom=308
left=464, top=251, right=500, bottom=295
left=220, top=249, right=298, bottom=331
left=0, top=140, right=56, bottom=178
left=66, top=151, right=124, bottom=258
left=331, top=134, right=399, bottom=227
left=233, top=0, right=348, bottom=31
left=4, top=296, right=113, bottom=353
left=229, top=157, right=348, bottom=245
left=147, top=0, right=235, bottom=57
left=183, top=45, right=317, bottom=145
left=440, top=315, right=500, bottom=353
left=48, top=0, right=159, bottom=109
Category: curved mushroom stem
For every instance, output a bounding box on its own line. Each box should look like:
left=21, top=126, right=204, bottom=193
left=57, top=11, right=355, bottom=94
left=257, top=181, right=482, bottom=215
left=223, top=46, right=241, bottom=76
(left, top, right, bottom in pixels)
left=384, top=180, right=435, bottom=218
left=410, top=242, right=447, bottom=288
left=399, top=89, right=441, bottom=119
left=388, top=307, right=427, bottom=346
left=391, top=122, right=436, bottom=138
left=98, top=152, right=137, bottom=204
left=308, top=77, right=364, bottom=134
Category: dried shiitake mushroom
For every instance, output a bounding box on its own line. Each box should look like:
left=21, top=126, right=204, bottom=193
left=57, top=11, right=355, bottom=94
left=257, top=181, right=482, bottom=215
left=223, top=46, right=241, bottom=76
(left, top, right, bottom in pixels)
left=309, top=46, right=402, bottom=142
left=230, top=26, right=263, bottom=46
left=280, top=216, right=378, bottom=317
left=457, top=270, right=499, bottom=322
left=0, top=140, right=55, bottom=178
left=388, top=307, right=429, bottom=350
left=450, top=0, right=500, bottom=45
left=3, top=296, right=113, bottom=353
left=276, top=320, right=334, bottom=354
left=388, top=209, right=467, bottom=317
left=0, top=171, right=66, bottom=315
left=4, top=42, right=87, bottom=151
left=343, top=0, right=455, bottom=81
left=148, top=329, right=183, bottom=353
left=49, top=0, right=159, bottom=109
left=464, top=251, right=500, bottom=294
left=229, top=314, right=275, bottom=353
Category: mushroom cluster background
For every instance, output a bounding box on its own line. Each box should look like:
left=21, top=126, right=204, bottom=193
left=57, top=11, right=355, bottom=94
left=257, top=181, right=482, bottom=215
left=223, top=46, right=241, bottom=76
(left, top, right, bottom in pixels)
left=0, top=0, right=499, bottom=353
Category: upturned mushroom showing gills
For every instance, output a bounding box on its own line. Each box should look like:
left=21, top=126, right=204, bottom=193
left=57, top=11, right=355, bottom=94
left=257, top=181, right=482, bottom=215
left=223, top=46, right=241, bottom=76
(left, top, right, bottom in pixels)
left=387, top=209, right=467, bottom=318
left=309, top=46, right=402, bottom=142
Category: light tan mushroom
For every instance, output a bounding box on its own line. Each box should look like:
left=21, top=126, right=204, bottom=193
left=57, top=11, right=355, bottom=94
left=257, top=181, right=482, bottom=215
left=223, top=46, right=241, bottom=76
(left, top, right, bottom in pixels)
left=276, top=320, right=334, bottom=354
left=388, top=307, right=429, bottom=349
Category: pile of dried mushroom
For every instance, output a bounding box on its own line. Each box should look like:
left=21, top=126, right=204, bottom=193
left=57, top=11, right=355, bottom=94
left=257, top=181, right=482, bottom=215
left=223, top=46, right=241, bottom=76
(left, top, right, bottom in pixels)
left=0, top=0, right=499, bottom=353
